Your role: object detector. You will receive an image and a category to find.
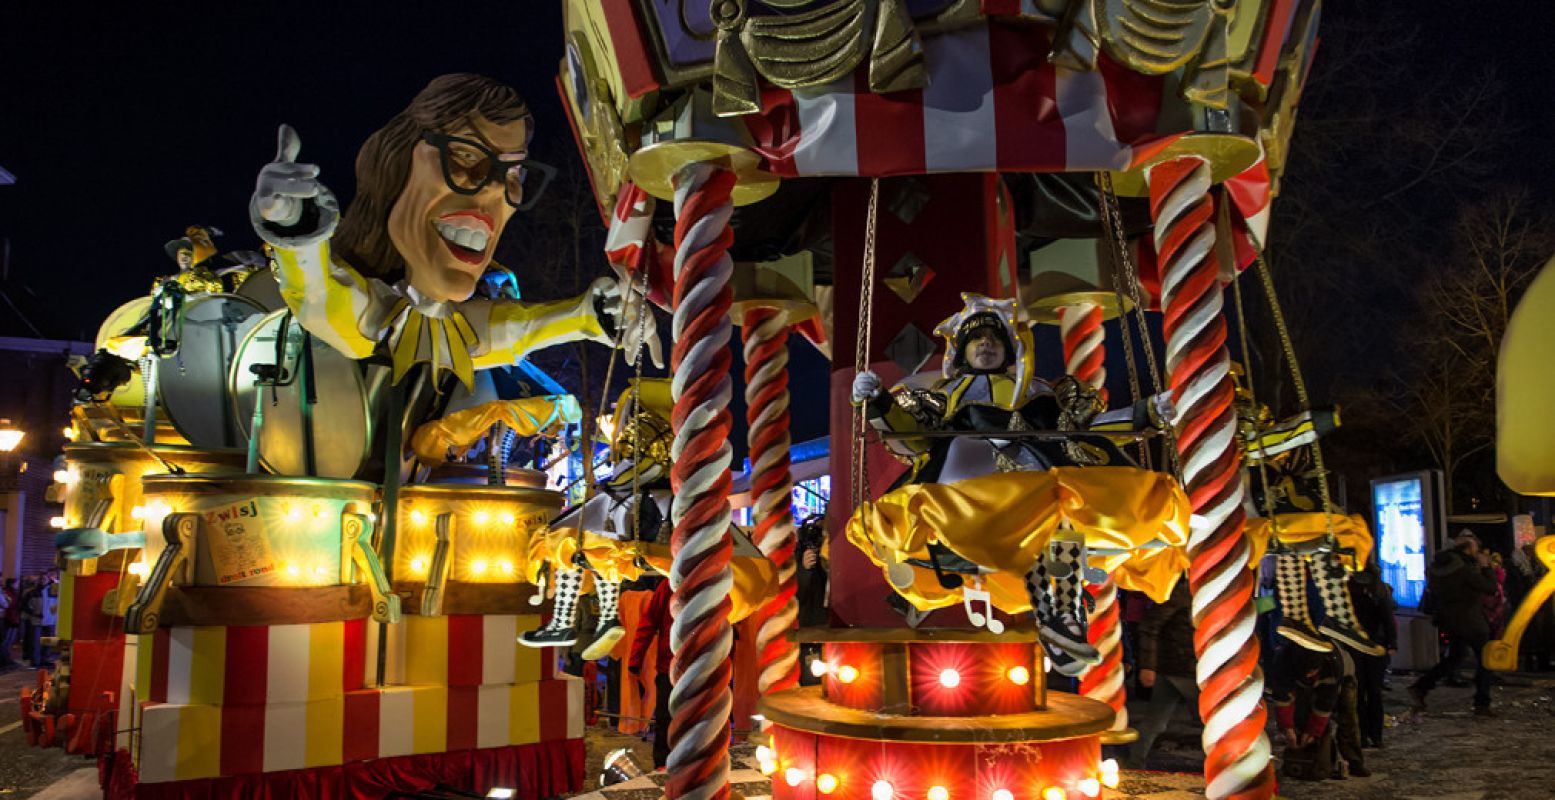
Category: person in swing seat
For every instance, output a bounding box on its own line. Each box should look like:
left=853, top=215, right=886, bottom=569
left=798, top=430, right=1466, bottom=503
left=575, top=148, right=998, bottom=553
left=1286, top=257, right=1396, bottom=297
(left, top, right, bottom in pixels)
left=850, top=293, right=1174, bottom=675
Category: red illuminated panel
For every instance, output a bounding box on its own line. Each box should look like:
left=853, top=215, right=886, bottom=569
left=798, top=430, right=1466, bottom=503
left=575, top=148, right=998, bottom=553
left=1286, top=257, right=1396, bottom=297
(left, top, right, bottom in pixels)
left=911, top=642, right=1036, bottom=717
left=821, top=642, right=884, bottom=711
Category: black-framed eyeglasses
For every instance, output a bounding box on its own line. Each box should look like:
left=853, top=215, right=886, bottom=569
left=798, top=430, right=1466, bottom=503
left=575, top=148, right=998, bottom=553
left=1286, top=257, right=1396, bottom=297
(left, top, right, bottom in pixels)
left=421, top=131, right=556, bottom=211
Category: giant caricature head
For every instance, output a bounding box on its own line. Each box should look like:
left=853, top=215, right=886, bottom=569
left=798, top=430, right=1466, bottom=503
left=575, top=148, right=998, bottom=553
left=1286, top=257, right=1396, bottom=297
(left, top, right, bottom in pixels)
left=335, top=73, right=536, bottom=303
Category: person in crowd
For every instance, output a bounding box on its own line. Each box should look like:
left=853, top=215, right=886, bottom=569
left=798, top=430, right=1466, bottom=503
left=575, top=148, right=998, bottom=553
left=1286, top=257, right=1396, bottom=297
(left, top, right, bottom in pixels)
left=626, top=576, right=672, bottom=770
left=795, top=516, right=829, bottom=686
left=19, top=575, right=38, bottom=667
left=1410, top=531, right=1498, bottom=715
left=1346, top=560, right=1396, bottom=748
left=1125, top=581, right=1198, bottom=769
left=0, top=577, right=17, bottom=669
left=1270, top=639, right=1367, bottom=779
left=1485, top=551, right=1509, bottom=638
left=27, top=570, right=60, bottom=668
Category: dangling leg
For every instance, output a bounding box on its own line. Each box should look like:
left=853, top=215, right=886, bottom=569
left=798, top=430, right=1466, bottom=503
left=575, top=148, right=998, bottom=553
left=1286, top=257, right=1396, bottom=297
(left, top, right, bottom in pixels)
left=1315, top=551, right=1384, bottom=655
left=1027, top=556, right=1077, bottom=676
left=1274, top=553, right=1332, bottom=652
left=581, top=578, right=626, bottom=660
left=1050, top=539, right=1100, bottom=666
left=520, top=567, right=583, bottom=647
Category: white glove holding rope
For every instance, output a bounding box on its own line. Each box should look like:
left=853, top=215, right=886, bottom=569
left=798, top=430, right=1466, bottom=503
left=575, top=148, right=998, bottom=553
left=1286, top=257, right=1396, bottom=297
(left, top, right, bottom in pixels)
left=851, top=370, right=882, bottom=405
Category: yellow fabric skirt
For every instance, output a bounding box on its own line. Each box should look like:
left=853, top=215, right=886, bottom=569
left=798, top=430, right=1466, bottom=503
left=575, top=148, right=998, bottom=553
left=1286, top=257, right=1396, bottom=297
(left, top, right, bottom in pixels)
left=1246, top=511, right=1374, bottom=570
left=846, top=467, right=1193, bottom=611
left=526, top=530, right=777, bottom=624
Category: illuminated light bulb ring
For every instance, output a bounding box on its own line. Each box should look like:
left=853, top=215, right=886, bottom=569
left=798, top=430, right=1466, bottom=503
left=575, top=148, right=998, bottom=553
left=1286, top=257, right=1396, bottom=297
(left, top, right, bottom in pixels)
left=665, top=162, right=738, bottom=800
left=1149, top=156, right=1273, bottom=800
left=927, top=787, right=950, bottom=800
left=743, top=304, right=800, bottom=698
left=938, top=668, right=960, bottom=688
left=1079, top=578, right=1127, bottom=730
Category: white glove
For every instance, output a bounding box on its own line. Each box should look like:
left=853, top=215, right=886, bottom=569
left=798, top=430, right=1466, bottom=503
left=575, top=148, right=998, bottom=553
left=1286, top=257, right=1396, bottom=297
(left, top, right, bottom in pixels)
left=590, top=276, right=665, bottom=369
left=1151, top=392, right=1178, bottom=429
left=851, top=370, right=882, bottom=405
left=250, top=124, right=338, bottom=243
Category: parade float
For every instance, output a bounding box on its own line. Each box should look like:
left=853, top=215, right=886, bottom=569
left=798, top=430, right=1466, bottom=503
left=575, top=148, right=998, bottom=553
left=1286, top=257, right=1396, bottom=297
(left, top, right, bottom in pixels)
left=35, top=75, right=637, bottom=798
left=27, top=0, right=1366, bottom=796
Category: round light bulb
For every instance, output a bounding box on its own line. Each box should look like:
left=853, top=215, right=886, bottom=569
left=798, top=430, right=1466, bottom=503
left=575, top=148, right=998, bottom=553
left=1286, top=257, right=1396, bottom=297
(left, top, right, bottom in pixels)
left=1099, top=758, right=1118, bottom=774
left=928, top=786, right=950, bottom=800
left=939, top=668, right=961, bottom=688
left=1078, top=778, right=1101, bottom=798
left=992, top=790, right=1014, bottom=800
left=810, top=659, right=830, bottom=678
left=755, top=745, right=773, bottom=763
left=501, top=512, right=516, bottom=526
left=286, top=506, right=302, bottom=522
left=471, top=559, right=489, bottom=575
left=1007, top=666, right=1030, bottom=685
left=1042, top=788, right=1067, bottom=800
left=410, top=510, right=427, bottom=525
left=313, top=506, right=327, bottom=520
left=286, top=564, right=301, bottom=577
left=130, top=505, right=146, bottom=520
left=1101, top=771, right=1120, bottom=790
left=500, top=560, right=515, bottom=575
left=817, top=773, right=839, bottom=794
left=760, top=759, right=777, bottom=776
left=785, top=767, right=805, bottom=787
left=473, top=511, right=490, bottom=525
left=48, top=516, right=67, bottom=529
left=836, top=665, right=859, bottom=684
left=871, top=779, right=894, bottom=800
left=410, top=558, right=427, bottom=573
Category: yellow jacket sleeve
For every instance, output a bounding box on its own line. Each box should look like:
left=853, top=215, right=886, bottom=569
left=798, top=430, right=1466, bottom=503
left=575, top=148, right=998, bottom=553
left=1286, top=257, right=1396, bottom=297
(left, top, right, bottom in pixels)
left=271, top=237, right=394, bottom=360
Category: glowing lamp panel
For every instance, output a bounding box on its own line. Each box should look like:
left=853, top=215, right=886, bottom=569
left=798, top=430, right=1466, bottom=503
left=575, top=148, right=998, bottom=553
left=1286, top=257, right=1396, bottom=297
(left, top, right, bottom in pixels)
left=139, top=490, right=356, bottom=587
left=769, top=726, right=1101, bottom=800
left=910, top=642, right=1040, bottom=717
left=396, top=499, right=542, bottom=584
left=820, top=642, right=884, bottom=711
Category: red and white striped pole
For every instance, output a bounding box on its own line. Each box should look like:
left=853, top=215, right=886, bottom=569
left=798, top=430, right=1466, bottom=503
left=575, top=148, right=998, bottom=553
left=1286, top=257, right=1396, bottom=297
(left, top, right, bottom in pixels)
left=742, top=306, right=800, bottom=697
left=1148, top=156, right=1275, bottom=800
left=1059, top=301, right=1127, bottom=733
left=667, top=162, right=738, bottom=800
left=1058, top=302, right=1107, bottom=403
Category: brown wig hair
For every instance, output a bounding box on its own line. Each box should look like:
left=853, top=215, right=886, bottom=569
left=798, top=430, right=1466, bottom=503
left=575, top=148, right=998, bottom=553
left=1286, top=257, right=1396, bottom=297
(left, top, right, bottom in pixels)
left=334, top=73, right=533, bottom=281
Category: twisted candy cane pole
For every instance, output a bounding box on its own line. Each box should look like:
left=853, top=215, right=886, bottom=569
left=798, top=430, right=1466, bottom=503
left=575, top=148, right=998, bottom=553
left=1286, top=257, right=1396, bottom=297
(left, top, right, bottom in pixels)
left=743, top=305, right=799, bottom=697
left=1059, top=302, right=1107, bottom=403
left=1062, top=301, right=1126, bottom=730
left=1149, top=156, right=1274, bottom=800
left=667, top=162, right=737, bottom=800
left=1079, top=577, right=1128, bottom=731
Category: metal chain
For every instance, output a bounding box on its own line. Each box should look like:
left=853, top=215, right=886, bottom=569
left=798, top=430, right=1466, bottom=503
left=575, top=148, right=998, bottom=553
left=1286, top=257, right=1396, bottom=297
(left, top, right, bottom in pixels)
left=1095, top=174, right=1151, bottom=468
left=1231, top=273, right=1281, bottom=533
left=851, top=179, right=881, bottom=512
left=1247, top=236, right=1336, bottom=543
left=1097, top=172, right=1182, bottom=481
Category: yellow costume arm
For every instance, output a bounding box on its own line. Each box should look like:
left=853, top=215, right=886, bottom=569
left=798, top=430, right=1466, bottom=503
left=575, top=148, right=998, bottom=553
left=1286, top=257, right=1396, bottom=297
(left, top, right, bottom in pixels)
left=272, top=238, right=392, bottom=360
left=468, top=293, right=610, bottom=370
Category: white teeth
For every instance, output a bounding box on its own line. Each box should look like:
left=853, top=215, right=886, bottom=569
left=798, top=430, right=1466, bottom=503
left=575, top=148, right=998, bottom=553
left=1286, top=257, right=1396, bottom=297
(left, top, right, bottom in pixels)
left=435, top=221, right=489, bottom=252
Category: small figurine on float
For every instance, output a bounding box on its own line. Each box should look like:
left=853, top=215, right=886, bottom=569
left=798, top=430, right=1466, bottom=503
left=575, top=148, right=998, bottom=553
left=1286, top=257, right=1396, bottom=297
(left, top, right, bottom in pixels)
left=248, top=73, right=659, bottom=390
left=520, top=380, right=673, bottom=656
left=1231, top=365, right=1382, bottom=656
left=850, top=293, right=1177, bottom=674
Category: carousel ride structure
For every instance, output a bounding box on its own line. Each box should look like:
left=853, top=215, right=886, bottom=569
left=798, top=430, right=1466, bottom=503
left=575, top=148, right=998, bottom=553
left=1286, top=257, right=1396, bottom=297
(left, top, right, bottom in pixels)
left=557, top=0, right=1331, bottom=798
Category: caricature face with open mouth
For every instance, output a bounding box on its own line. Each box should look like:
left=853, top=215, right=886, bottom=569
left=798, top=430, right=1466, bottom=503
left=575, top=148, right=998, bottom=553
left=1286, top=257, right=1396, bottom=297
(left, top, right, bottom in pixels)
left=388, top=113, right=532, bottom=303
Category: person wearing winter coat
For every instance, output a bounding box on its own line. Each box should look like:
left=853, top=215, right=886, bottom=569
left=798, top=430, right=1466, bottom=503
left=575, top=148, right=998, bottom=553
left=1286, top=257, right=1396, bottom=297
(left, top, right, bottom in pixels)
left=1410, top=532, right=1498, bottom=714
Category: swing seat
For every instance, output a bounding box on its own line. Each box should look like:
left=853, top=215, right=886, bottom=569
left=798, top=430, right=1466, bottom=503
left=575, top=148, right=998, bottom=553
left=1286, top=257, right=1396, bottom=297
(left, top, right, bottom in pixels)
left=1246, top=511, right=1374, bottom=570
left=846, top=465, right=1193, bottom=614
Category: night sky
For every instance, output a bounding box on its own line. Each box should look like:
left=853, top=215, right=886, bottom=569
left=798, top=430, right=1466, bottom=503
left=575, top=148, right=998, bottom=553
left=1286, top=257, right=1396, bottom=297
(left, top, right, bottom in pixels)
left=2, top=3, right=1552, bottom=462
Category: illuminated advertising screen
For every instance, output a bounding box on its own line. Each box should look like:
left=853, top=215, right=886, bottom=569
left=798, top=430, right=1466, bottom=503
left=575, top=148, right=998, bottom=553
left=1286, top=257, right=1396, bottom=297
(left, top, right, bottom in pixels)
left=1373, top=476, right=1429, bottom=609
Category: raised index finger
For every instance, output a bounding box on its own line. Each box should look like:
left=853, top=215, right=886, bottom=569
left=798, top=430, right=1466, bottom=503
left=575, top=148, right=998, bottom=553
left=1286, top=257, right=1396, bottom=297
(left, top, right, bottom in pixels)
left=275, top=124, right=302, bottom=164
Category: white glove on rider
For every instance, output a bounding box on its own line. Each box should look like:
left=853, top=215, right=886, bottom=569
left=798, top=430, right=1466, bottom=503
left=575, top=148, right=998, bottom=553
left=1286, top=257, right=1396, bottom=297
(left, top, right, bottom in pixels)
left=851, top=370, right=882, bottom=405
left=1150, top=391, right=1178, bottom=429
left=589, top=276, right=665, bottom=369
